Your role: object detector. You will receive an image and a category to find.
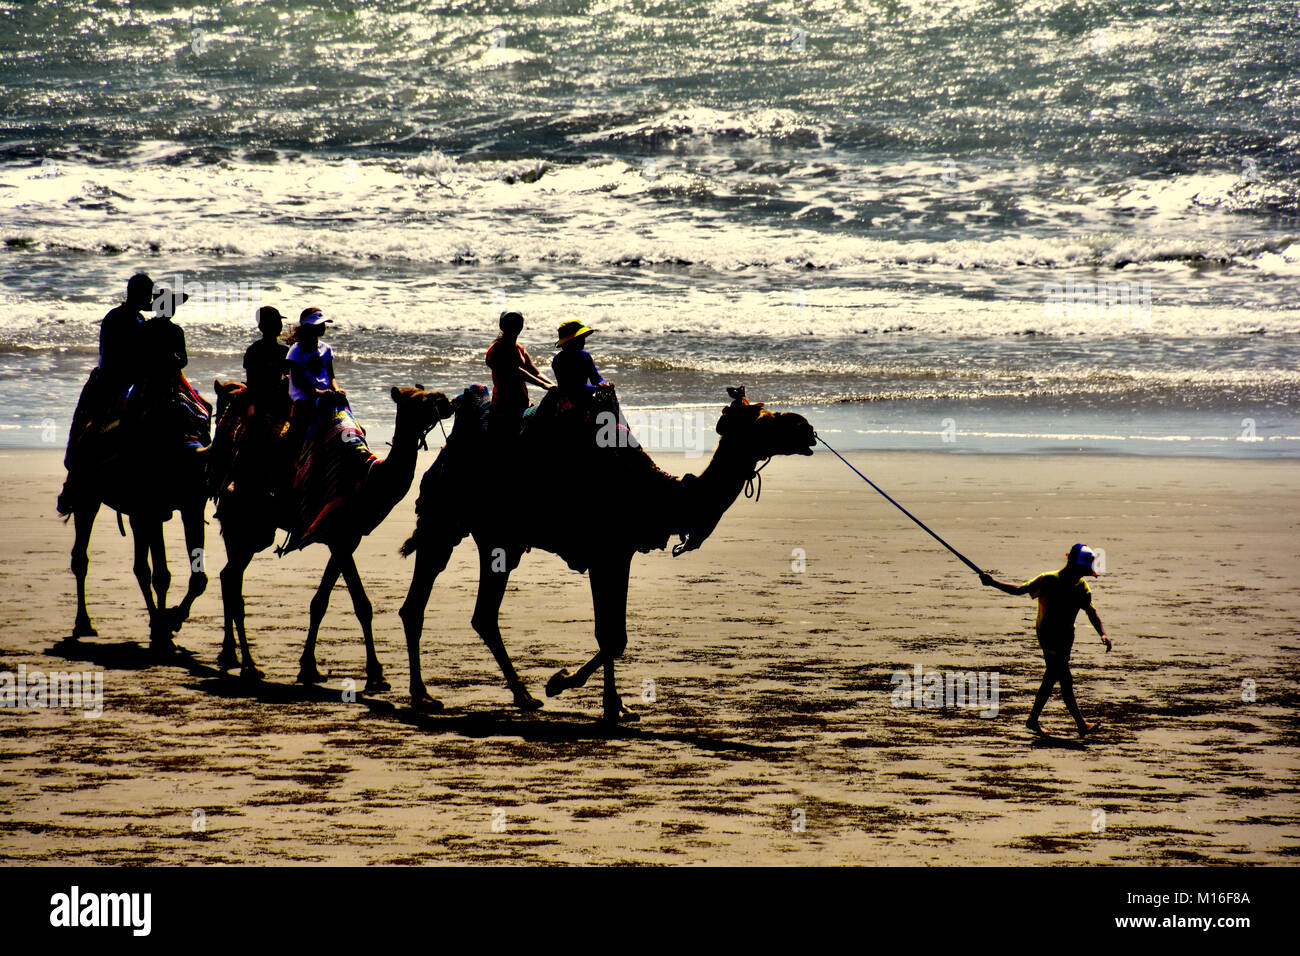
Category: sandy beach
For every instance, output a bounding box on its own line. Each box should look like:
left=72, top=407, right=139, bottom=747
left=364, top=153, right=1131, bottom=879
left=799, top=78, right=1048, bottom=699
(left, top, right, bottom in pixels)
left=0, top=446, right=1297, bottom=865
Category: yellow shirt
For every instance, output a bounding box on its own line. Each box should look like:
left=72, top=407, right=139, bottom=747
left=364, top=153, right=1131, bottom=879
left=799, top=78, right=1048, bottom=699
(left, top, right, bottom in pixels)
left=1023, top=571, right=1094, bottom=640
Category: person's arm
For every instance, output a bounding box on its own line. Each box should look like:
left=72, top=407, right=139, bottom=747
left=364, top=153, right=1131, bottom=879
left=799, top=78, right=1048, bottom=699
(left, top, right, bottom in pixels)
left=980, top=573, right=1031, bottom=595
left=1083, top=602, right=1111, bottom=651
left=587, top=353, right=608, bottom=387
left=175, top=326, right=188, bottom=370
left=520, top=351, right=554, bottom=389
left=521, top=368, right=554, bottom=389
left=319, top=354, right=339, bottom=395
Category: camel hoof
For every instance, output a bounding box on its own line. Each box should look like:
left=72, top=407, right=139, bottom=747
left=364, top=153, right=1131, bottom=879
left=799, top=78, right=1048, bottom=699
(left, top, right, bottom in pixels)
left=296, top=665, right=328, bottom=685
left=601, top=702, right=639, bottom=724
left=164, top=607, right=188, bottom=634
left=363, top=675, right=391, bottom=695
left=72, top=617, right=98, bottom=639
left=545, top=669, right=573, bottom=698
left=512, top=687, right=544, bottom=712
left=216, top=647, right=239, bottom=671
left=240, top=663, right=265, bottom=681
left=149, top=636, right=177, bottom=657
left=411, top=692, right=444, bottom=712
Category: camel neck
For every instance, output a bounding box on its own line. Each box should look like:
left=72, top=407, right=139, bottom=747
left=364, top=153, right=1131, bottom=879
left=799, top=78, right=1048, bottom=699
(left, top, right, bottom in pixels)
left=380, top=413, right=421, bottom=486
left=676, top=436, right=761, bottom=549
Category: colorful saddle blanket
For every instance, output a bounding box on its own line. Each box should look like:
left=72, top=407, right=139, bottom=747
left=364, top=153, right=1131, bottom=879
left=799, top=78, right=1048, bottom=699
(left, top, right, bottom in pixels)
left=278, top=398, right=377, bottom=554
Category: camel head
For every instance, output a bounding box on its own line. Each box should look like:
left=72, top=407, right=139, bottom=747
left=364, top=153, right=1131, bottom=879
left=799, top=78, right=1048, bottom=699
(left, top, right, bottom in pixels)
left=213, top=378, right=245, bottom=424
left=390, top=385, right=454, bottom=443
left=715, top=388, right=815, bottom=460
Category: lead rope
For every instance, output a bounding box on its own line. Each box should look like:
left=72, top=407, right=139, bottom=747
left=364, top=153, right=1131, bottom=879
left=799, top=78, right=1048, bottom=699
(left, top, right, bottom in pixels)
left=816, top=433, right=984, bottom=576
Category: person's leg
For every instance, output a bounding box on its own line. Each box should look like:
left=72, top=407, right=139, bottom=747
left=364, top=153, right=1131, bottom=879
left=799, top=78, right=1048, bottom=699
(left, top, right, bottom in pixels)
left=1027, top=635, right=1060, bottom=731
left=1055, top=637, right=1098, bottom=735
left=1027, top=664, right=1057, bottom=731
left=64, top=370, right=103, bottom=469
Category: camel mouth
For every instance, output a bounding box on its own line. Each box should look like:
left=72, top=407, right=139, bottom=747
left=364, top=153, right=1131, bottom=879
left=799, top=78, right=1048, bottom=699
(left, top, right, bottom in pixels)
left=792, top=420, right=817, bottom=455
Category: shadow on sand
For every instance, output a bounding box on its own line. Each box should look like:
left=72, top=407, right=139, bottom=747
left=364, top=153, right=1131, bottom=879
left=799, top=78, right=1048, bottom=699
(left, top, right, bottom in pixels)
left=45, top=635, right=787, bottom=757
left=1029, top=731, right=1088, bottom=751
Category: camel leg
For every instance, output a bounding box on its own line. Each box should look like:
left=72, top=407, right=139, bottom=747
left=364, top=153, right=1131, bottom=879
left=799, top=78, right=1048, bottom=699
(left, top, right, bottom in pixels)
left=545, top=650, right=602, bottom=698
left=218, top=545, right=261, bottom=679
left=70, top=503, right=100, bottom=638
left=141, top=519, right=174, bottom=650
left=336, top=550, right=389, bottom=695
left=128, top=516, right=162, bottom=644
left=298, top=554, right=341, bottom=684
left=470, top=539, right=541, bottom=711
left=591, top=555, right=636, bottom=723
left=399, top=535, right=457, bottom=711
left=165, top=501, right=208, bottom=634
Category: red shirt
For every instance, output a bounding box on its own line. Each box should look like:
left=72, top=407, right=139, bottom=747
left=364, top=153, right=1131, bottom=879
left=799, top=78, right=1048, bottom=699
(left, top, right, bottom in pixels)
left=486, top=339, right=540, bottom=410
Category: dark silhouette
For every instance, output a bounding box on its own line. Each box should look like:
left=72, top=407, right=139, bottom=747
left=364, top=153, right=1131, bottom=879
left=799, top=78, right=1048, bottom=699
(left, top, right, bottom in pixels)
left=981, top=544, right=1112, bottom=737
left=210, top=380, right=452, bottom=690
left=242, top=305, right=289, bottom=418
left=485, top=310, right=552, bottom=441
left=59, top=274, right=210, bottom=651
left=551, top=319, right=606, bottom=400
left=398, top=386, right=816, bottom=722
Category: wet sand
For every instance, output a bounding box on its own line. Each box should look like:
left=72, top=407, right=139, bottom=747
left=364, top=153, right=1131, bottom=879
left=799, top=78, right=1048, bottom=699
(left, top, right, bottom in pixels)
left=0, top=447, right=1297, bottom=865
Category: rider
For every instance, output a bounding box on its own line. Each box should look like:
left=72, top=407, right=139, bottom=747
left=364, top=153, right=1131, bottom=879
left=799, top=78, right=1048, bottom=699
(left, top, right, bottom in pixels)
left=57, top=273, right=156, bottom=514
left=486, top=310, right=552, bottom=441
left=283, top=307, right=339, bottom=466
left=551, top=320, right=609, bottom=401
left=137, top=282, right=190, bottom=392
left=66, top=273, right=153, bottom=458
left=243, top=306, right=289, bottom=417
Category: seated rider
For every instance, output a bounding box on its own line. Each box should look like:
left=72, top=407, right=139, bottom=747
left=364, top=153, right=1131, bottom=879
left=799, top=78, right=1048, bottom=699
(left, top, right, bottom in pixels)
left=65, top=272, right=154, bottom=463
left=486, top=310, right=552, bottom=441
left=551, top=319, right=610, bottom=403
left=243, top=305, right=289, bottom=419
left=137, top=282, right=190, bottom=394
left=57, top=273, right=156, bottom=513
left=283, top=307, right=339, bottom=466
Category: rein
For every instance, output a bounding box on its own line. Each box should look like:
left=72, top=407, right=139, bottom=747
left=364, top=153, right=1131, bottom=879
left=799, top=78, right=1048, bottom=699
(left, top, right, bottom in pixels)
left=745, top=456, right=772, bottom=502
left=672, top=454, right=773, bottom=557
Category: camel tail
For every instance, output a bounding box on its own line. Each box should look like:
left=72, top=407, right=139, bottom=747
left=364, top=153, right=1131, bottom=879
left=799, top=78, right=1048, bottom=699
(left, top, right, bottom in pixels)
left=116, top=511, right=126, bottom=537
left=398, top=531, right=418, bottom=558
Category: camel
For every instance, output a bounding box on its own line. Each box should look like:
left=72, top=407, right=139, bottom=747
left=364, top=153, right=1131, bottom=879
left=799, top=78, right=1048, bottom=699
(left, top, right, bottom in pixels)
left=62, top=384, right=212, bottom=652
left=397, top=386, right=816, bottom=722
left=211, top=384, right=452, bottom=693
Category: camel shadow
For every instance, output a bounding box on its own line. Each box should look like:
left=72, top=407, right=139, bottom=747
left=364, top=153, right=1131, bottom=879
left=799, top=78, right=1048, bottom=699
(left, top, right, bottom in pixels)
left=198, top=676, right=788, bottom=755
left=384, top=702, right=789, bottom=755
left=47, top=635, right=184, bottom=671
left=46, top=636, right=787, bottom=757
left=1029, top=731, right=1088, bottom=751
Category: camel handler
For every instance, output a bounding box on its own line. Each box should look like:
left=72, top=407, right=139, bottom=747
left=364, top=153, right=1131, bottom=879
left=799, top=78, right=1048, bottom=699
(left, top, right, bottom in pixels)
left=980, top=543, right=1112, bottom=737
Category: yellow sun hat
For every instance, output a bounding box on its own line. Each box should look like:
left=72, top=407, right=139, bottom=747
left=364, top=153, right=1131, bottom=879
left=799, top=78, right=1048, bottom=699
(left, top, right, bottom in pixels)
left=555, top=319, right=595, bottom=349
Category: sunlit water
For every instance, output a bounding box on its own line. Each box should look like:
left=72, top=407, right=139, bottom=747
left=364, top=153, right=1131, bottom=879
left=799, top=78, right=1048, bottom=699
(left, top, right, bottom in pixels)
left=2, top=0, right=1297, bottom=455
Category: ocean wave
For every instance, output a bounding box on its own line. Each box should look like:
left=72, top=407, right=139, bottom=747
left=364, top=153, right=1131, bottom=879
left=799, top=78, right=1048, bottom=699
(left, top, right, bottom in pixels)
left=567, top=106, right=831, bottom=151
